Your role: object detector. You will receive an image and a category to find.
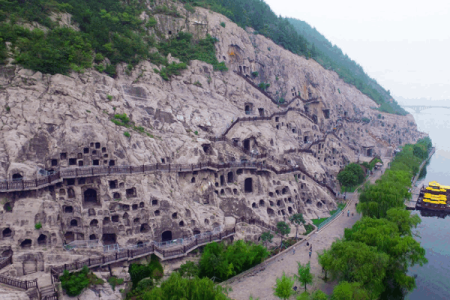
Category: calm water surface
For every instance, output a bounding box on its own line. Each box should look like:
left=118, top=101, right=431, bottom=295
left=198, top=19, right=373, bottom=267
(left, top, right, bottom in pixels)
left=406, top=108, right=450, bottom=300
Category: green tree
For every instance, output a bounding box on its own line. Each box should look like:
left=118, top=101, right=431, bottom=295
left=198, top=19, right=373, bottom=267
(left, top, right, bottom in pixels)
left=289, top=213, right=306, bottom=239
left=276, top=221, right=291, bottom=249
left=178, top=261, right=199, bottom=279
left=143, top=272, right=230, bottom=299
left=273, top=272, right=295, bottom=300
left=317, top=249, right=333, bottom=281
left=260, top=231, right=274, bottom=248
left=323, top=239, right=389, bottom=298
left=331, top=281, right=370, bottom=300
left=344, top=213, right=427, bottom=293
left=294, top=262, right=313, bottom=292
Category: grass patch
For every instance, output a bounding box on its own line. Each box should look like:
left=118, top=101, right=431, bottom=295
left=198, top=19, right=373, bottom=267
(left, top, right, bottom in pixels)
left=311, top=218, right=328, bottom=227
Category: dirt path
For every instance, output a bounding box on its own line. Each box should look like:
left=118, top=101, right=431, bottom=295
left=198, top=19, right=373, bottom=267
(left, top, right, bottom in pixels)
left=228, top=157, right=392, bottom=300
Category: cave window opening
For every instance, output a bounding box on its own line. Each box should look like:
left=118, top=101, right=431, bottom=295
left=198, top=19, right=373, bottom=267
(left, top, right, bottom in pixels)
left=109, top=160, right=115, bottom=166
left=12, top=173, right=23, bottom=181
left=89, top=234, right=97, bottom=240
left=139, top=202, right=144, bottom=208
left=67, top=188, right=75, bottom=198
left=37, top=234, right=47, bottom=246
left=90, top=219, right=98, bottom=227
left=133, top=218, right=140, bottom=224
left=92, top=150, right=97, bottom=155
left=51, top=159, right=58, bottom=166
left=64, top=232, right=74, bottom=243
left=112, top=215, right=119, bottom=222
left=252, top=202, right=257, bottom=208
left=70, top=219, right=78, bottom=227
left=243, top=139, right=250, bottom=151
left=172, top=213, right=178, bottom=219
left=152, top=200, right=158, bottom=206
left=154, top=210, right=160, bottom=216
left=126, top=188, right=136, bottom=198
left=244, top=178, right=253, bottom=193
left=78, top=161, right=84, bottom=166
left=162, top=231, right=172, bottom=242
left=179, top=221, right=184, bottom=227
left=21, top=239, right=32, bottom=248
left=93, top=160, right=99, bottom=165
left=113, top=192, right=121, bottom=200
left=191, top=177, right=196, bottom=183
left=237, top=169, right=243, bottom=175
left=267, top=208, right=275, bottom=216
left=60, top=153, right=67, bottom=160
left=69, top=158, right=77, bottom=165
left=140, top=223, right=150, bottom=233
left=83, top=148, right=89, bottom=154
left=122, top=205, right=130, bottom=211
left=103, top=217, right=111, bottom=225
left=102, top=147, right=106, bottom=153
left=132, top=204, right=138, bottom=210
left=67, top=179, right=75, bottom=186
left=259, top=200, right=265, bottom=206
left=233, top=188, right=238, bottom=195
left=3, top=228, right=12, bottom=238
left=258, top=108, right=264, bottom=117
left=109, top=180, right=117, bottom=189
left=220, top=175, right=225, bottom=186
left=102, top=234, right=116, bottom=245
left=227, top=172, right=234, bottom=183
left=64, top=206, right=73, bottom=213
left=95, top=142, right=100, bottom=149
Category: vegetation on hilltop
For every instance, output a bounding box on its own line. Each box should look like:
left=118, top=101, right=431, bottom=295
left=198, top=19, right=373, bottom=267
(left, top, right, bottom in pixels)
left=182, top=0, right=406, bottom=115
left=287, top=18, right=407, bottom=115
left=1, top=0, right=405, bottom=114
left=0, top=0, right=226, bottom=79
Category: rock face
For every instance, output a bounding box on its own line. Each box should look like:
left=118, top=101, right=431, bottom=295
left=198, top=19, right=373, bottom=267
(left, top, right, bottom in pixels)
left=0, top=3, right=425, bottom=295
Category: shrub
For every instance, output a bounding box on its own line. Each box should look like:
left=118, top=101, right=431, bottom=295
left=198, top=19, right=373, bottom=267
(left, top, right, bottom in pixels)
left=123, top=131, right=131, bottom=138
left=60, top=266, right=104, bottom=297
left=111, top=113, right=130, bottom=126
left=35, top=222, right=42, bottom=230
left=184, top=3, right=195, bottom=13
left=220, top=22, right=226, bottom=28
left=194, top=81, right=202, bottom=87
left=146, top=17, right=157, bottom=28
left=194, top=131, right=198, bottom=135
left=107, top=276, right=124, bottom=291
left=5, top=106, right=10, bottom=112
left=258, top=82, right=270, bottom=91
left=251, top=71, right=259, bottom=77
left=129, top=254, right=163, bottom=288
left=337, top=163, right=365, bottom=188
left=107, top=95, right=113, bottom=101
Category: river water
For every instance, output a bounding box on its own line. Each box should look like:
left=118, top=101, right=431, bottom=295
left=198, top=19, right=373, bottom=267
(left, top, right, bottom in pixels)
left=405, top=108, right=450, bottom=299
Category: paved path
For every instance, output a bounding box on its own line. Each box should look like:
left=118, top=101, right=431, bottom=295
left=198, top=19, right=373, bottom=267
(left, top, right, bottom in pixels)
left=228, top=158, right=391, bottom=300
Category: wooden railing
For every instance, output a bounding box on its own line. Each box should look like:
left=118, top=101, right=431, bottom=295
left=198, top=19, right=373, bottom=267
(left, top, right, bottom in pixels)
left=0, top=273, right=37, bottom=290
left=50, top=227, right=236, bottom=276
left=217, top=106, right=316, bottom=138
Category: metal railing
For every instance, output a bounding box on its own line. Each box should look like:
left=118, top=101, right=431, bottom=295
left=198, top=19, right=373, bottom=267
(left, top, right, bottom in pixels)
left=317, top=207, right=344, bottom=230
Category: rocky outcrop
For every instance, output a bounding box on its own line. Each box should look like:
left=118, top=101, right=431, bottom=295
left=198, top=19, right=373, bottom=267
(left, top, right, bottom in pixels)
left=0, top=3, right=425, bottom=297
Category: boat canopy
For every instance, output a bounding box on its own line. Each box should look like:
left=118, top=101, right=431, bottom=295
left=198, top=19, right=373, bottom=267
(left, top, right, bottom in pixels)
left=423, top=199, right=446, bottom=204
left=427, top=181, right=450, bottom=190
left=425, top=187, right=447, bottom=192
left=424, top=193, right=447, bottom=201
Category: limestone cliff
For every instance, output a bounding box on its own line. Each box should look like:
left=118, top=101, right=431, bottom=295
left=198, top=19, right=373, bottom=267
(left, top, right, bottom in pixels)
left=0, top=3, right=424, bottom=289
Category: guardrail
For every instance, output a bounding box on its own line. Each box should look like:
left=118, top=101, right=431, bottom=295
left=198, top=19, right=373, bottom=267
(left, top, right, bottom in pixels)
left=51, top=227, right=236, bottom=275
left=317, top=207, right=344, bottom=229
left=0, top=274, right=37, bottom=290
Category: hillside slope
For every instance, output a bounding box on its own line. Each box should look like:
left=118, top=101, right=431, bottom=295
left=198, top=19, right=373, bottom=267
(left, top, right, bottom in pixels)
left=0, top=1, right=425, bottom=294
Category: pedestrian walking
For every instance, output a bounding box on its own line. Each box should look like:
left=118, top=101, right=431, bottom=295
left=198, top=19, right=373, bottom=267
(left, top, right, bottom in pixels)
left=347, top=209, right=350, bottom=217
left=293, top=246, right=296, bottom=255
left=309, top=244, right=312, bottom=251
left=309, top=250, right=312, bottom=259
left=306, top=242, right=309, bottom=247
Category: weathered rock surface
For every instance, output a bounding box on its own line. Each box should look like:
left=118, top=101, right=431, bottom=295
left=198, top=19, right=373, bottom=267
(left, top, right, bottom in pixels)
left=0, top=3, right=425, bottom=299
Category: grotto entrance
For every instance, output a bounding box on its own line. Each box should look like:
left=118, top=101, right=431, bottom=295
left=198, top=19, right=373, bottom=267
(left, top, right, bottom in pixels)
left=102, top=234, right=117, bottom=245
left=84, top=189, right=98, bottom=206
left=161, top=231, right=172, bottom=242
left=244, top=178, right=253, bottom=193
